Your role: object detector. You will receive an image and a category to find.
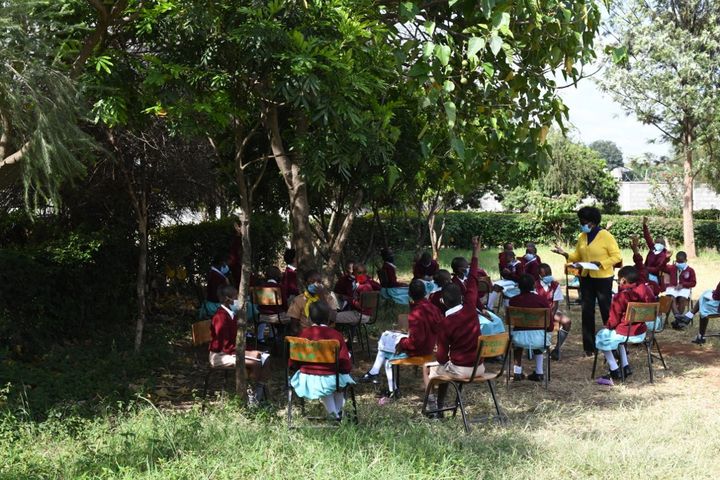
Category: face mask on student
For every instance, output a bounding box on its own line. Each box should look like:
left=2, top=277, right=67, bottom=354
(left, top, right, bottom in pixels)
left=542, top=275, right=554, bottom=284
left=654, top=243, right=665, bottom=253
left=220, top=265, right=230, bottom=275
left=307, top=283, right=320, bottom=295
left=525, top=253, right=536, bottom=261
left=464, top=267, right=470, bottom=278
left=580, top=224, right=592, bottom=234
left=676, top=262, right=687, bottom=270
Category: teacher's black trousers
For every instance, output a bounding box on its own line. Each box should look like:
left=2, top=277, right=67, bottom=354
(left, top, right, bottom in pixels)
left=578, top=276, right=614, bottom=353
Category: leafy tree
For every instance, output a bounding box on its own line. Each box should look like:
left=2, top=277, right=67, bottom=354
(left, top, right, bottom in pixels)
left=600, top=0, right=720, bottom=257
left=589, top=140, right=624, bottom=170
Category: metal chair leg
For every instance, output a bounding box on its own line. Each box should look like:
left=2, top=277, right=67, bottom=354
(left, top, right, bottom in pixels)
left=653, top=336, right=668, bottom=369
left=450, top=382, right=469, bottom=433
left=287, top=388, right=293, bottom=429
left=488, top=380, right=502, bottom=417
left=347, top=386, right=358, bottom=424
left=645, top=342, right=654, bottom=383
left=591, top=349, right=599, bottom=379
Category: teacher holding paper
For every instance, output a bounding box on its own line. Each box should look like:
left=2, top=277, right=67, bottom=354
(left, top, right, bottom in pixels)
left=552, top=206, right=621, bottom=356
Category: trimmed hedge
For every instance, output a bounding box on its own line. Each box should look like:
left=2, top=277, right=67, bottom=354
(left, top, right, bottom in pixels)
left=345, top=211, right=720, bottom=256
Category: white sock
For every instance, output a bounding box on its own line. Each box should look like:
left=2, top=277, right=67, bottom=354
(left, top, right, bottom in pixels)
left=513, top=365, right=523, bottom=375
left=685, top=311, right=694, bottom=320
left=618, top=345, right=629, bottom=367
left=603, top=350, right=619, bottom=371
left=535, top=354, right=544, bottom=375
left=321, top=395, right=337, bottom=416
left=487, top=292, right=498, bottom=310
left=384, top=361, right=395, bottom=392
left=427, top=393, right=437, bottom=409
left=369, top=352, right=385, bottom=375
left=333, top=392, right=345, bottom=415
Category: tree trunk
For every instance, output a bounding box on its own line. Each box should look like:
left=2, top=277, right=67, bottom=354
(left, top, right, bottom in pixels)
left=322, top=190, right=364, bottom=283
left=134, top=207, right=148, bottom=353
left=265, top=105, right=315, bottom=271
left=682, top=132, right=696, bottom=258
left=234, top=204, right=251, bottom=401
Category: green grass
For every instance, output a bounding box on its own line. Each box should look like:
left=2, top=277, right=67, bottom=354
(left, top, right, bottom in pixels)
left=3, top=244, right=720, bottom=479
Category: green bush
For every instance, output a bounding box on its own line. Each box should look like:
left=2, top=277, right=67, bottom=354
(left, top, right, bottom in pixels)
left=346, top=211, right=720, bottom=256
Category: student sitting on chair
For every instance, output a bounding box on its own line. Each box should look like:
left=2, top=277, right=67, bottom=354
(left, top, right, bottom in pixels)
left=413, top=251, right=439, bottom=280
left=426, top=235, right=482, bottom=415
left=200, top=254, right=231, bottom=318
left=663, top=251, right=696, bottom=324
left=630, top=236, right=661, bottom=298
left=287, top=270, right=337, bottom=335
left=488, top=251, right=523, bottom=310
left=509, top=274, right=553, bottom=382
left=521, top=243, right=541, bottom=281
left=255, top=266, right=289, bottom=346
left=595, top=266, right=654, bottom=386
left=289, top=301, right=355, bottom=421
left=209, top=285, right=269, bottom=403
left=642, top=216, right=670, bottom=287
left=359, top=279, right=441, bottom=400
left=379, top=247, right=409, bottom=305
left=676, top=280, right=720, bottom=344
left=280, top=248, right=299, bottom=302
left=430, top=269, right=452, bottom=312
left=335, top=263, right=379, bottom=325
left=535, top=264, right=572, bottom=361
left=498, top=242, right=514, bottom=273
left=332, top=260, right=355, bottom=311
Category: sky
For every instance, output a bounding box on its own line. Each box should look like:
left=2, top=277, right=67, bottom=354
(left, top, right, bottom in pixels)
left=557, top=72, right=671, bottom=161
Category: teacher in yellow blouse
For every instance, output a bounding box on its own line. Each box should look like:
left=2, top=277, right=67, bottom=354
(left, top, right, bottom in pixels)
left=552, top=206, right=621, bottom=356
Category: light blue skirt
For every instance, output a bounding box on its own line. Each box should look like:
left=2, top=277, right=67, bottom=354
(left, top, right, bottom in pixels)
left=479, top=311, right=506, bottom=335
left=290, top=371, right=356, bottom=400
left=648, top=274, right=659, bottom=285
left=512, top=330, right=552, bottom=350
left=379, top=351, right=408, bottom=361
left=504, top=287, right=520, bottom=299
left=698, top=290, right=720, bottom=318
left=595, top=328, right=646, bottom=351
left=381, top=287, right=410, bottom=305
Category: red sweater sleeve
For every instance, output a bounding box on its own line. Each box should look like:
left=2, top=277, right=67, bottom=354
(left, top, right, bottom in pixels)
left=713, top=282, right=720, bottom=300
left=336, top=330, right=352, bottom=373
left=643, top=223, right=654, bottom=250
left=435, top=320, right=449, bottom=364
left=465, top=255, right=479, bottom=311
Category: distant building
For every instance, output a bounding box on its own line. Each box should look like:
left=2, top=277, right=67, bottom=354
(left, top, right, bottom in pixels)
left=617, top=182, right=720, bottom=211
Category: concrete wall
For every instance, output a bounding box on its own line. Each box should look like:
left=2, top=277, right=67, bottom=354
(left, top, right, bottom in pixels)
left=618, top=182, right=720, bottom=211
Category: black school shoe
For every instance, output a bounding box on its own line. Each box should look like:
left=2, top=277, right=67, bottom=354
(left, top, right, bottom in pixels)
left=527, top=371, right=544, bottom=382
left=623, top=365, right=633, bottom=378
left=513, top=372, right=526, bottom=381
left=691, top=336, right=707, bottom=345
left=359, top=372, right=379, bottom=384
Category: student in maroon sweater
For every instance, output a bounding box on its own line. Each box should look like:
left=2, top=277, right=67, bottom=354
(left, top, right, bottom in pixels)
left=508, top=274, right=553, bottom=381
left=679, top=281, right=720, bottom=344
left=430, top=269, right=452, bottom=312
left=535, top=264, right=572, bottom=361
left=379, top=247, right=404, bottom=288
left=595, top=266, right=649, bottom=385
left=333, top=260, right=355, bottom=311
left=413, top=252, right=440, bottom=280
left=501, top=251, right=524, bottom=282
left=630, top=236, right=661, bottom=298
left=498, top=242, right=514, bottom=272
left=642, top=217, right=670, bottom=287
left=662, top=251, right=697, bottom=319
left=209, top=285, right=269, bottom=401
left=255, top=266, right=289, bottom=346
left=280, top=248, right=299, bottom=300
left=521, top=243, right=541, bottom=281
left=289, top=301, right=355, bottom=420
left=360, top=280, right=441, bottom=398
left=426, top=236, right=482, bottom=414
left=335, top=263, right=379, bottom=324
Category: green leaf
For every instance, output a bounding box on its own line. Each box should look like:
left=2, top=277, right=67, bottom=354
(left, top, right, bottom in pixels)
left=489, top=33, right=503, bottom=57
left=443, top=80, right=455, bottom=92
left=425, top=20, right=436, bottom=36
left=492, top=11, right=511, bottom=31
left=399, top=2, right=419, bottom=22
left=480, top=0, right=496, bottom=19
left=482, top=62, right=495, bottom=78
left=467, top=37, right=485, bottom=58
left=434, top=44, right=451, bottom=66
left=423, top=41, right=435, bottom=59
left=451, top=136, right=465, bottom=158
left=444, top=100, right=457, bottom=128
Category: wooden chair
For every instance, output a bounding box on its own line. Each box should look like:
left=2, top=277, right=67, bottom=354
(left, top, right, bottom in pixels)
left=564, top=265, right=581, bottom=310
left=421, top=333, right=510, bottom=433
left=335, top=291, right=380, bottom=359
left=251, top=286, right=286, bottom=350
left=591, top=302, right=661, bottom=383
left=505, top=307, right=553, bottom=389
left=702, top=313, right=720, bottom=338
left=285, top=336, right=358, bottom=428
left=191, top=320, right=233, bottom=405
left=662, top=272, right=694, bottom=311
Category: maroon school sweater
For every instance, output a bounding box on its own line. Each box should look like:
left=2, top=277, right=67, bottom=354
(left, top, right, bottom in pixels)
left=436, top=256, right=481, bottom=367
left=509, top=292, right=553, bottom=332
left=607, top=283, right=648, bottom=337
left=663, top=264, right=697, bottom=289
left=643, top=224, right=670, bottom=280
left=209, top=306, right=236, bottom=355
left=413, top=259, right=439, bottom=279
left=397, top=298, right=441, bottom=356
